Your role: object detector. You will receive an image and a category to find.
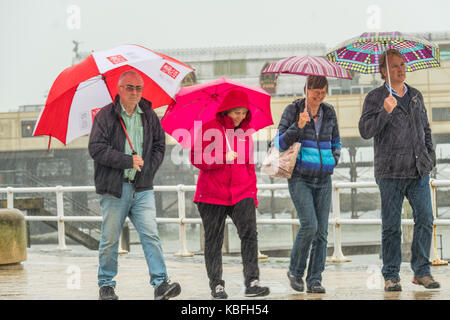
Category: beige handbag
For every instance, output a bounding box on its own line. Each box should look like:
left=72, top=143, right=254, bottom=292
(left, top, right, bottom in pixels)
left=261, top=141, right=301, bottom=179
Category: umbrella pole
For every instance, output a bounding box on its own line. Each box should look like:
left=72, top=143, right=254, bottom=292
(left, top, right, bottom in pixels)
left=385, top=50, right=393, bottom=96
left=47, top=136, right=52, bottom=152
left=102, top=75, right=115, bottom=103
left=305, top=77, right=308, bottom=111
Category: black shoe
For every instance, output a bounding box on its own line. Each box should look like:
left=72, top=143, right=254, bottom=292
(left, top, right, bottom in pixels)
left=99, top=286, right=119, bottom=300
left=211, top=284, right=228, bottom=300
left=306, top=284, right=326, bottom=294
left=287, top=271, right=304, bottom=292
left=154, top=280, right=181, bottom=300
left=244, top=280, right=270, bottom=297
left=384, top=278, right=402, bottom=292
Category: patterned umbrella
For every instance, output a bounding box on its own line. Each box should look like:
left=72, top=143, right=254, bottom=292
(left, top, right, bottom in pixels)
left=262, top=55, right=352, bottom=79
left=326, top=31, right=440, bottom=74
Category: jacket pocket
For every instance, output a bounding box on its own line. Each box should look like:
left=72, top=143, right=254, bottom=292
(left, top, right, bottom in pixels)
left=377, top=153, right=412, bottom=176
left=418, top=151, right=434, bottom=174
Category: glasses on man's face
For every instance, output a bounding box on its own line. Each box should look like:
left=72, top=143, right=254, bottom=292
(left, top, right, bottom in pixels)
left=121, top=85, right=143, bottom=93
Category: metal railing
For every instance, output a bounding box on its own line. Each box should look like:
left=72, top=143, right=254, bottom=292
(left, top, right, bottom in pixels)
left=1, top=180, right=449, bottom=264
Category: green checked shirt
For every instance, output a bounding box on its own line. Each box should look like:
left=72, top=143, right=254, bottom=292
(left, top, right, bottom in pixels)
left=120, top=103, right=144, bottom=181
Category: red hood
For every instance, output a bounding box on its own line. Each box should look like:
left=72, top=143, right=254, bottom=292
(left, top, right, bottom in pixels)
left=216, top=89, right=252, bottom=129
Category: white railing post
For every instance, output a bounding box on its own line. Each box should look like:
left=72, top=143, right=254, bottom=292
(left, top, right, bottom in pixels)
left=174, top=185, right=193, bottom=257
left=55, top=186, right=70, bottom=251
left=327, top=183, right=351, bottom=263
left=6, top=187, right=14, bottom=209
left=430, top=179, right=448, bottom=266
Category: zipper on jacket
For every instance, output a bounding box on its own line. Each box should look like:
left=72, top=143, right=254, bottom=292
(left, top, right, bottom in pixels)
left=408, top=93, right=421, bottom=170
left=310, top=108, right=324, bottom=173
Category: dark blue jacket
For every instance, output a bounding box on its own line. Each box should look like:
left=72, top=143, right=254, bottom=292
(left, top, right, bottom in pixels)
left=359, top=83, right=435, bottom=179
left=88, top=95, right=166, bottom=198
left=275, top=98, right=341, bottom=179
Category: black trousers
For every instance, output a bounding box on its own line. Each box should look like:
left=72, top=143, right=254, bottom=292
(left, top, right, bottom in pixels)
left=197, top=198, right=260, bottom=290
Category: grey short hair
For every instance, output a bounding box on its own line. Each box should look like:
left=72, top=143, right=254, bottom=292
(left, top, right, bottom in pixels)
left=118, top=70, right=143, bottom=86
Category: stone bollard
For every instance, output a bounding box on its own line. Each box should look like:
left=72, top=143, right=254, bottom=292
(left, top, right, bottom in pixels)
left=0, top=209, right=27, bottom=265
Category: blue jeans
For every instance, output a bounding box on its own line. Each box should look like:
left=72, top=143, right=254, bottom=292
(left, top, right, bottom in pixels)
left=98, top=183, right=168, bottom=289
left=288, top=175, right=332, bottom=286
left=376, top=174, right=434, bottom=281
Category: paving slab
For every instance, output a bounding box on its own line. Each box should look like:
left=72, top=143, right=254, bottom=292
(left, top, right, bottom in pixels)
left=0, top=245, right=449, bottom=301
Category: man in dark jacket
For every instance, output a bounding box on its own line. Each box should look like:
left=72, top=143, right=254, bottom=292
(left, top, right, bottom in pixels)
left=89, top=70, right=180, bottom=300
left=359, top=49, right=440, bottom=292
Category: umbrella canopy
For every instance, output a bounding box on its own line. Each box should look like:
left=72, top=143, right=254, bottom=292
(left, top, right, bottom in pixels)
left=262, top=55, right=352, bottom=79
left=33, top=44, right=194, bottom=145
left=326, top=31, right=440, bottom=74
left=161, top=77, right=273, bottom=149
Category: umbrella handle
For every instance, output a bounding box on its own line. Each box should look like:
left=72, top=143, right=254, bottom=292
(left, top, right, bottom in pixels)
left=305, top=81, right=308, bottom=111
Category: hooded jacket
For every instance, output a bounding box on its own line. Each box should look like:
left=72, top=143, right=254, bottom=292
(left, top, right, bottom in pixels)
left=190, top=93, right=258, bottom=207
left=88, top=95, right=165, bottom=198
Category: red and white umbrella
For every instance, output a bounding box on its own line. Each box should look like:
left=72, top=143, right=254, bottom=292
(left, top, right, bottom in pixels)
left=33, top=44, right=194, bottom=145
left=262, top=55, right=352, bottom=79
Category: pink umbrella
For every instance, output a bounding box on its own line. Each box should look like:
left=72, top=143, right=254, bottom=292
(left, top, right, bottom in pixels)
left=161, top=77, right=273, bottom=148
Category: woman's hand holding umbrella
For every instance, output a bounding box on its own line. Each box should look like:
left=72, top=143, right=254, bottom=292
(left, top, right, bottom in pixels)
left=226, top=151, right=238, bottom=162
left=298, top=107, right=310, bottom=129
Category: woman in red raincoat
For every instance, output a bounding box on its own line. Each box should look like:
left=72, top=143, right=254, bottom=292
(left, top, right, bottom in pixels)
left=190, top=90, right=270, bottom=299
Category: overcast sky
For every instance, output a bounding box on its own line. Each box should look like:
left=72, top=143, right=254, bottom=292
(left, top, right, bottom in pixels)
left=1, top=0, right=449, bottom=112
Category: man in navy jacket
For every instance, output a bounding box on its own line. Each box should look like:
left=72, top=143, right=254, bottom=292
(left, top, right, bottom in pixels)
left=359, top=49, right=440, bottom=291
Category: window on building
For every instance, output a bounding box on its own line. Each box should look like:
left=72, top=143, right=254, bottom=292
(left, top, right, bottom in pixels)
left=214, top=60, right=246, bottom=76
left=432, top=107, right=450, bottom=121
left=36, top=159, right=72, bottom=177
left=363, top=86, right=373, bottom=94
left=21, top=120, right=36, bottom=137
left=330, top=88, right=341, bottom=95
left=351, top=87, right=362, bottom=94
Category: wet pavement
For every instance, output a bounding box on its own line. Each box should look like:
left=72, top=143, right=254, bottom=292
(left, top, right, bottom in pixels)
left=0, top=246, right=449, bottom=300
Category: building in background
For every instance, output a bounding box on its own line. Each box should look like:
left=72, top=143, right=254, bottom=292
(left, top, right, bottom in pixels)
left=1, top=33, right=450, bottom=232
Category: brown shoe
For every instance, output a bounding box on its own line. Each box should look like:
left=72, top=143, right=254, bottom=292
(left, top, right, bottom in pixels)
left=384, top=279, right=402, bottom=292
left=413, top=275, right=440, bottom=289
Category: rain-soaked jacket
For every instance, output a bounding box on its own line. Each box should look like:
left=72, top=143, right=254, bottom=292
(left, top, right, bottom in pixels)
left=359, top=83, right=436, bottom=179
left=275, top=98, right=341, bottom=179
left=190, top=109, right=258, bottom=207
left=89, top=95, right=165, bottom=198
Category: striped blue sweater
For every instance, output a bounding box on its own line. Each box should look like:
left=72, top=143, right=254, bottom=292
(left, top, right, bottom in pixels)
left=275, top=98, right=341, bottom=179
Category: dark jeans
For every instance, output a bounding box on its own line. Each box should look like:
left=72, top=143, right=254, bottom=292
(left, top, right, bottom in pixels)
left=197, top=198, right=259, bottom=290
left=376, top=174, right=434, bottom=281
left=288, top=175, right=332, bottom=286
